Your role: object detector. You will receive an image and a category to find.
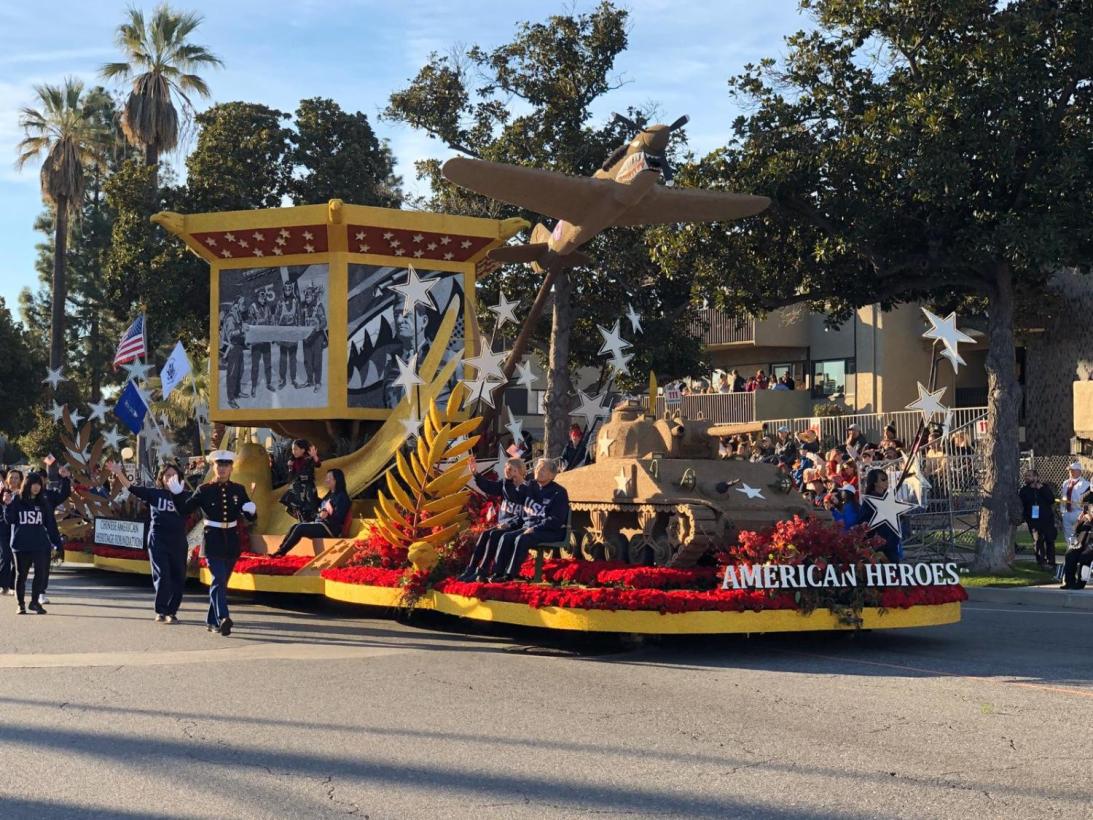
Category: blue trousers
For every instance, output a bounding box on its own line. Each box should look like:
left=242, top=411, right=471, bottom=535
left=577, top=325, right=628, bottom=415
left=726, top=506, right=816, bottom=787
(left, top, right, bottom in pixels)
left=463, top=526, right=518, bottom=576
left=0, top=539, right=13, bottom=590
left=206, top=557, right=237, bottom=627
left=149, top=544, right=188, bottom=616
left=494, top=529, right=565, bottom=577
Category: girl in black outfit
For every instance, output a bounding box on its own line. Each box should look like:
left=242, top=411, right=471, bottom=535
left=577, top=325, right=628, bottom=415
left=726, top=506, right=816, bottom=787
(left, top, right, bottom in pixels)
left=272, top=468, right=351, bottom=556
left=280, top=439, right=322, bottom=521
left=107, top=460, right=191, bottom=622
left=860, top=468, right=901, bottom=563
left=1, top=469, right=70, bottom=614
left=0, top=468, right=23, bottom=595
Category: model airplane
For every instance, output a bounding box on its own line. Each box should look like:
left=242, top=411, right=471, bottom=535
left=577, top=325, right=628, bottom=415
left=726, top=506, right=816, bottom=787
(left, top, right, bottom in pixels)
left=441, top=114, right=771, bottom=270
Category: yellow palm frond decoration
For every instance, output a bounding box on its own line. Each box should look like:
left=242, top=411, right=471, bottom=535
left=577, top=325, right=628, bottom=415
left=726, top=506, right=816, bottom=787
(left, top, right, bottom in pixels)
left=374, top=384, right=481, bottom=549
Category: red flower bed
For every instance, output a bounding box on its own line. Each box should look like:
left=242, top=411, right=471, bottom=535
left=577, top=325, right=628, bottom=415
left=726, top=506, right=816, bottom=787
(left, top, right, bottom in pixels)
left=92, top=545, right=146, bottom=559
left=433, top=577, right=967, bottom=613
left=321, top=566, right=405, bottom=587
left=233, top=553, right=311, bottom=575
left=519, top=559, right=720, bottom=590
left=723, top=515, right=882, bottom=567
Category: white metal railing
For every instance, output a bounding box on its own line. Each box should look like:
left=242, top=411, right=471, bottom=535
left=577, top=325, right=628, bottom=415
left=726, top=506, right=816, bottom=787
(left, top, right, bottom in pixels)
left=762, top=407, right=988, bottom=450
left=655, top=392, right=756, bottom=424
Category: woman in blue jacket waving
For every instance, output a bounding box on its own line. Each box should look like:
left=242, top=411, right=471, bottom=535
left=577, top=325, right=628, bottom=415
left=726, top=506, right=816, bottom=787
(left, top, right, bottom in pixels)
left=107, top=460, right=191, bottom=623
left=1, top=468, right=70, bottom=614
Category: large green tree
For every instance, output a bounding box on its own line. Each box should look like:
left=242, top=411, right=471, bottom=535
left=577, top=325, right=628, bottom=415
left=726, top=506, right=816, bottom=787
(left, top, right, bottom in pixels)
left=290, top=97, right=402, bottom=207
left=101, top=3, right=222, bottom=172
left=651, top=0, right=1093, bottom=570
left=386, top=1, right=703, bottom=454
left=0, top=297, right=46, bottom=444
left=16, top=79, right=108, bottom=371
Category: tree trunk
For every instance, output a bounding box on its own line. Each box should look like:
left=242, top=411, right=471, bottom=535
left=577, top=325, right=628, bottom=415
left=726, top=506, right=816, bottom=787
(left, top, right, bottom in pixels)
left=145, top=143, right=159, bottom=173
left=50, top=198, right=68, bottom=371
left=544, top=268, right=574, bottom=458
left=974, top=261, right=1021, bottom=571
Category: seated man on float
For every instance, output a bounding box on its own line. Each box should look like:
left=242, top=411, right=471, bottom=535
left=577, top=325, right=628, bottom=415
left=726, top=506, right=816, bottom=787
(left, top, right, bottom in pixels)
left=1060, top=488, right=1093, bottom=589
left=489, top=457, right=569, bottom=583
left=458, top=457, right=529, bottom=582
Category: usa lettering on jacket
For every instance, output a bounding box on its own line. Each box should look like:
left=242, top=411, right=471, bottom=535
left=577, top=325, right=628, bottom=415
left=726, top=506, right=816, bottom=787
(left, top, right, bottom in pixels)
left=19, top=509, right=43, bottom=526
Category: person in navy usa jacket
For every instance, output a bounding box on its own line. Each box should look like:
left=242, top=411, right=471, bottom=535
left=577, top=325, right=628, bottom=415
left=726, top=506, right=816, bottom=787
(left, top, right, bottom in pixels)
left=490, top=457, right=569, bottom=582
left=0, top=468, right=24, bottom=596
left=458, top=456, right=529, bottom=582
left=0, top=468, right=70, bottom=614
left=107, top=460, right=191, bottom=623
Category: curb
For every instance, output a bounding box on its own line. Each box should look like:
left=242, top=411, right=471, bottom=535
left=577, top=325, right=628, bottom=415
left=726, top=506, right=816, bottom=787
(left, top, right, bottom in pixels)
left=965, top=585, right=1093, bottom=611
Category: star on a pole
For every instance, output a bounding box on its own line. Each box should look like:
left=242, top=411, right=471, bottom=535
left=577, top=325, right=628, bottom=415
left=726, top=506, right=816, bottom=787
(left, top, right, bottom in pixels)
left=461, top=376, right=503, bottom=409
left=156, top=439, right=177, bottom=461
left=735, top=483, right=765, bottom=500
left=864, top=486, right=917, bottom=536
left=42, top=366, right=66, bottom=390
left=69, top=407, right=85, bottom=427
left=571, top=389, right=610, bottom=427
left=463, top=349, right=508, bottom=382
left=401, top=409, right=423, bottom=440
left=392, top=354, right=424, bottom=393
left=514, top=360, right=538, bottom=391
left=608, top=349, right=633, bottom=376
left=596, top=319, right=632, bottom=358
left=625, top=304, right=642, bottom=334
left=49, top=401, right=66, bottom=423
left=905, top=382, right=949, bottom=425
left=87, top=399, right=111, bottom=423
left=102, top=427, right=126, bottom=450
left=504, top=406, right=523, bottom=443
left=921, top=309, right=975, bottom=374
left=122, top=359, right=153, bottom=382
left=390, top=264, right=437, bottom=315
left=488, top=292, right=520, bottom=329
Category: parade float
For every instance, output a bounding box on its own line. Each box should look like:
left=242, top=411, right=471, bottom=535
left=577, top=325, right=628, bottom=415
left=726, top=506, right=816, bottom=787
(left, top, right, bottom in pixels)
left=48, top=115, right=967, bottom=634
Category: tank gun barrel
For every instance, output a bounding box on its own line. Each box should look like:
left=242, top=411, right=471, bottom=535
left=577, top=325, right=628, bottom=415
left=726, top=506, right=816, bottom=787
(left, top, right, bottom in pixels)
left=707, top=422, right=765, bottom=438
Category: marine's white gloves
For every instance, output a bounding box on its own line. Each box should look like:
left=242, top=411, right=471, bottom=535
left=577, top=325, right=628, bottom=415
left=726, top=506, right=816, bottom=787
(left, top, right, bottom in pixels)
left=242, top=502, right=257, bottom=515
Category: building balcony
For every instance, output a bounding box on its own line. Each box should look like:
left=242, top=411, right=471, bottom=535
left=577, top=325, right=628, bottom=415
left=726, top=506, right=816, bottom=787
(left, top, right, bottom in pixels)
left=654, top=389, right=813, bottom=425
left=690, top=307, right=809, bottom=350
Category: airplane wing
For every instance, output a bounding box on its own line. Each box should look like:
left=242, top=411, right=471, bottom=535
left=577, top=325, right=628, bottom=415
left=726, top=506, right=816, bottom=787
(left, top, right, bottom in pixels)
left=611, top=185, right=771, bottom=226
left=442, top=157, right=612, bottom=224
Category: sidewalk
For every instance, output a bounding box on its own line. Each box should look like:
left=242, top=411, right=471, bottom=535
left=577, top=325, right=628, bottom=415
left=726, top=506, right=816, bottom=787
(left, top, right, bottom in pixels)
left=966, top=583, right=1093, bottom=611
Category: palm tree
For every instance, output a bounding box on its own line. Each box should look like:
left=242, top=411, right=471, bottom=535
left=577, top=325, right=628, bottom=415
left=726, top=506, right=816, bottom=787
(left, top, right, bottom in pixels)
left=101, top=3, right=222, bottom=172
left=16, top=79, right=107, bottom=370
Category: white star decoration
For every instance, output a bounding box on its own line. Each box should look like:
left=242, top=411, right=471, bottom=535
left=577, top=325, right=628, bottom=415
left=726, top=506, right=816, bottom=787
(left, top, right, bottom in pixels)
left=390, top=265, right=437, bottom=315
left=609, top=349, right=633, bottom=376
left=156, top=439, right=177, bottom=461
left=905, top=382, right=949, bottom=424
left=921, top=309, right=975, bottom=374
left=49, top=401, right=66, bottom=423
left=392, top=354, right=424, bottom=393
left=597, top=319, right=632, bottom=358
left=69, top=408, right=85, bottom=427
left=597, top=432, right=615, bottom=458
left=102, top=428, right=126, bottom=451
left=461, top=376, right=504, bottom=409
left=625, top=304, right=643, bottom=334
left=515, top=360, right=538, bottom=391
left=735, top=483, right=765, bottom=500
left=87, top=399, right=111, bottom=423
left=504, top=406, right=523, bottom=443
left=864, top=486, right=917, bottom=536
left=122, top=360, right=153, bottom=382
left=488, top=292, right=520, bottom=329
left=401, top=410, right=423, bottom=440
left=571, top=389, right=610, bottom=427
left=463, top=349, right=508, bottom=382
left=614, top=467, right=632, bottom=495
left=42, top=366, right=66, bottom=390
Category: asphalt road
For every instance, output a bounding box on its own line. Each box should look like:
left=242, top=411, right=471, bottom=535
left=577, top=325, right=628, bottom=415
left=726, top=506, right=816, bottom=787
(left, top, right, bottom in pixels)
left=0, top=567, right=1090, bottom=819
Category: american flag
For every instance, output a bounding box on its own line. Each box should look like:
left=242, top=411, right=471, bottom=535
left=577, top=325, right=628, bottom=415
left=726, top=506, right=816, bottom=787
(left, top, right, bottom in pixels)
left=113, top=314, right=147, bottom=367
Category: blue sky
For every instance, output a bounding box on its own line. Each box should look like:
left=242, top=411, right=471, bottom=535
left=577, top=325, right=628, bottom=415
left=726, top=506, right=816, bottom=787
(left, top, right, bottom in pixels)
left=0, top=0, right=809, bottom=315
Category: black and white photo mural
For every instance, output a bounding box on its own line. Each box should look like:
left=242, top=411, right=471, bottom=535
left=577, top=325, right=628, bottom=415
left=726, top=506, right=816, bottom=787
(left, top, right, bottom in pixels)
left=217, top=264, right=329, bottom=410
left=347, top=263, right=465, bottom=409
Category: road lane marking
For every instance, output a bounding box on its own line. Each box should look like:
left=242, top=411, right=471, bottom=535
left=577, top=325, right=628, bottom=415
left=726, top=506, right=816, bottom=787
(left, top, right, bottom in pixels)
left=0, top=642, right=413, bottom=669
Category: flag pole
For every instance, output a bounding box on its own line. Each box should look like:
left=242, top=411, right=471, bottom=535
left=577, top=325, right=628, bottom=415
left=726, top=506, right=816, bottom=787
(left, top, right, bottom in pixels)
left=190, top=371, right=205, bottom=455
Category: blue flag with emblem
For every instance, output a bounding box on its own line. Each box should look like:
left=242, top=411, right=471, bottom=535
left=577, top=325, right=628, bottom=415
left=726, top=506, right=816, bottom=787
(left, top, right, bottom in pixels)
left=113, top=380, right=149, bottom=435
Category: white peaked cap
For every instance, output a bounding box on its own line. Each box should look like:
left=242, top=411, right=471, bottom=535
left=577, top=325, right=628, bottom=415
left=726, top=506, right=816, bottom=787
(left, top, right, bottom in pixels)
left=207, top=450, right=236, bottom=464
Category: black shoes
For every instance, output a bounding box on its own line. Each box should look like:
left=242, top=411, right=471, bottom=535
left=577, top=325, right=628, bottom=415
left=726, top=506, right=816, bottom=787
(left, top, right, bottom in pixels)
left=29, top=601, right=46, bottom=614
left=219, top=617, right=234, bottom=637
left=16, top=605, right=26, bottom=615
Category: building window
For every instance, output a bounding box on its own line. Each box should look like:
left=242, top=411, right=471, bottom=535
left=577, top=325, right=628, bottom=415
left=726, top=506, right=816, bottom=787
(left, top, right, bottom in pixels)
left=771, top=363, right=804, bottom=386
left=812, top=358, right=856, bottom=399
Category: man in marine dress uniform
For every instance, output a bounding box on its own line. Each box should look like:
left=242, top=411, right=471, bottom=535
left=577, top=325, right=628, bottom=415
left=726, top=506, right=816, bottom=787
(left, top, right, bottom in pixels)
left=186, top=451, right=256, bottom=636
